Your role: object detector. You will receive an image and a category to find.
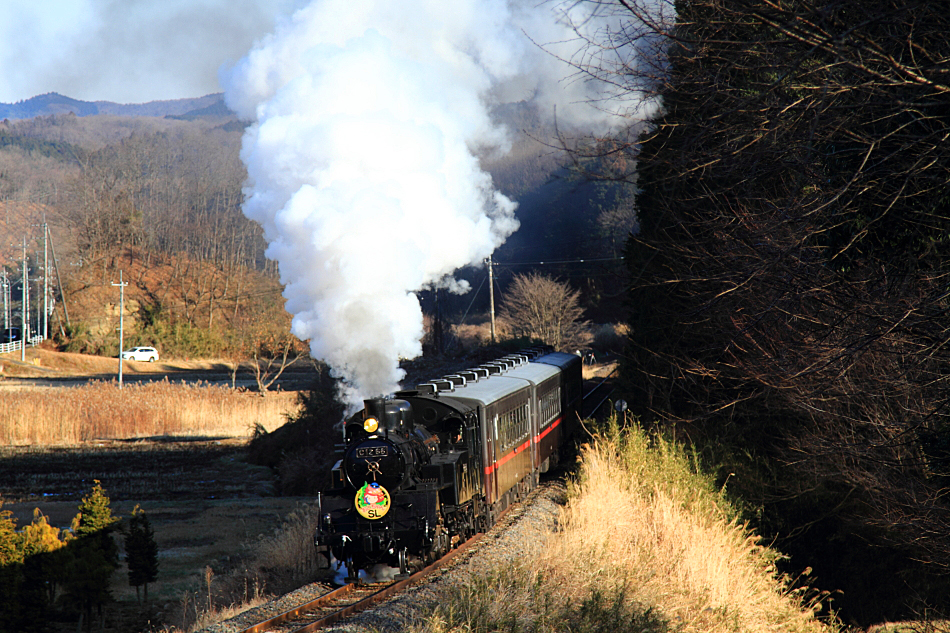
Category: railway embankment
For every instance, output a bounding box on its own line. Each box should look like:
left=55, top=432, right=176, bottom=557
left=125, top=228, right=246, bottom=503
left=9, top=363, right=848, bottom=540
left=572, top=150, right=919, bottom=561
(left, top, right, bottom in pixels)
left=373, top=423, right=832, bottom=633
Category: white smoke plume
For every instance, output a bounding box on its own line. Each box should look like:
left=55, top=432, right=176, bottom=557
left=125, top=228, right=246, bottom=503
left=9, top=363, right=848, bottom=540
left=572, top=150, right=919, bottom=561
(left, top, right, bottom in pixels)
left=222, top=0, right=670, bottom=408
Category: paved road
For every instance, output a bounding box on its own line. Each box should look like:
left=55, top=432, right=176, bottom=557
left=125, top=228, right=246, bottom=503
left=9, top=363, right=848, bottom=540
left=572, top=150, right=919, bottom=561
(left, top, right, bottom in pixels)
left=0, top=365, right=317, bottom=391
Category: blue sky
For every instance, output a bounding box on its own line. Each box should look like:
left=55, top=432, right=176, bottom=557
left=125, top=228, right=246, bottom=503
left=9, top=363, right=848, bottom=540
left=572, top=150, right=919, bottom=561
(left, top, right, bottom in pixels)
left=0, top=0, right=303, bottom=103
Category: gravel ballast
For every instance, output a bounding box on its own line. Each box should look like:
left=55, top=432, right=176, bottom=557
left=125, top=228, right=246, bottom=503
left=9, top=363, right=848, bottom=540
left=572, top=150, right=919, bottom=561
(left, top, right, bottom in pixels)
left=199, top=481, right=567, bottom=633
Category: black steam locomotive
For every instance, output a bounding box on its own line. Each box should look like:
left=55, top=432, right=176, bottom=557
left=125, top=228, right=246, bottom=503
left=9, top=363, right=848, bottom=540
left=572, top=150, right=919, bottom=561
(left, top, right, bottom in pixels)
left=314, top=348, right=582, bottom=580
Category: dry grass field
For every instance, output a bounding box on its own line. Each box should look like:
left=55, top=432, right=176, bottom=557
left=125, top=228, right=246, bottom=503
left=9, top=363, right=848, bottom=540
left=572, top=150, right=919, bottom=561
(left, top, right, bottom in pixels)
left=415, top=418, right=837, bottom=633
left=0, top=348, right=304, bottom=445
left=0, top=380, right=299, bottom=445
left=0, top=348, right=319, bottom=631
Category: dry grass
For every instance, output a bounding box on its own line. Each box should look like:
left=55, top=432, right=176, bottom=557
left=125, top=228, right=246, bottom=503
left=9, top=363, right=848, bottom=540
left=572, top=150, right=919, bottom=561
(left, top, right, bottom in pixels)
left=188, top=596, right=271, bottom=633
left=416, top=418, right=837, bottom=633
left=163, top=503, right=324, bottom=633
left=242, top=503, right=324, bottom=588
left=0, top=380, right=300, bottom=445
left=542, top=425, right=831, bottom=633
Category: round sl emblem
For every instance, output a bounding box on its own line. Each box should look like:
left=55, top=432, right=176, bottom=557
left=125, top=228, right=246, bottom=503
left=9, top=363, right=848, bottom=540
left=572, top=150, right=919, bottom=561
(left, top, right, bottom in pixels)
left=355, top=481, right=391, bottom=519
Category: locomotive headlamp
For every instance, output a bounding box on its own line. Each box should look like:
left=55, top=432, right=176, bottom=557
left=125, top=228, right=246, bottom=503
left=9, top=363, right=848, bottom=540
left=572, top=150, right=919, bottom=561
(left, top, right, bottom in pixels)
left=363, top=417, right=379, bottom=433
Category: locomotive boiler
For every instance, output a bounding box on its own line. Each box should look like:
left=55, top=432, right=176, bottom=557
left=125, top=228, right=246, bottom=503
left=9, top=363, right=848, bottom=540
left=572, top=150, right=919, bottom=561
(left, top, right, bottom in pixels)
left=314, top=348, right=582, bottom=581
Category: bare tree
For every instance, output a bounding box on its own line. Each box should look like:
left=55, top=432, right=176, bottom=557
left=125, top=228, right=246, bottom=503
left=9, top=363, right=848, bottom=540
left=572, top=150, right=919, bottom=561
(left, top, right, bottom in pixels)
left=250, top=333, right=305, bottom=395
left=501, top=272, right=591, bottom=351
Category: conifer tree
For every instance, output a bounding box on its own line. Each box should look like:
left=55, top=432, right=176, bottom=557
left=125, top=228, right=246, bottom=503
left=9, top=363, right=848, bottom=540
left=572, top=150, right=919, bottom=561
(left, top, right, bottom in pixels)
left=125, top=505, right=159, bottom=602
left=18, top=509, right=69, bottom=627
left=72, top=480, right=117, bottom=537
left=64, top=481, right=119, bottom=630
left=0, top=504, right=20, bottom=567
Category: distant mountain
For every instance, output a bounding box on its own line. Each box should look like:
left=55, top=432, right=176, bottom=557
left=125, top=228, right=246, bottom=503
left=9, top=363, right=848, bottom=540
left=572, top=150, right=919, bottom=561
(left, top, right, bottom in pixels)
left=0, top=92, right=235, bottom=121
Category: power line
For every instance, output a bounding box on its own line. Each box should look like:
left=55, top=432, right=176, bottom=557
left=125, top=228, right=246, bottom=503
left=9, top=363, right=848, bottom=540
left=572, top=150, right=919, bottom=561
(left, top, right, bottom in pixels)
left=494, top=256, right=625, bottom=267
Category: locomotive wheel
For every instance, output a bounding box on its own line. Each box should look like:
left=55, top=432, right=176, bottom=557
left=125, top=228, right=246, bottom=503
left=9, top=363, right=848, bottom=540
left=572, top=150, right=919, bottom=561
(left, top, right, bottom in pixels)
left=345, top=558, right=360, bottom=584
left=397, top=548, right=410, bottom=578
left=426, top=524, right=449, bottom=563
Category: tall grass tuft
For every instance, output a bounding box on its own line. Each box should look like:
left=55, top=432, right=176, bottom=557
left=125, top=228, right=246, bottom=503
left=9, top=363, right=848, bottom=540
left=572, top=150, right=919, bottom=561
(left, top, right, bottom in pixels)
left=0, top=381, right=299, bottom=445
left=416, top=416, right=837, bottom=633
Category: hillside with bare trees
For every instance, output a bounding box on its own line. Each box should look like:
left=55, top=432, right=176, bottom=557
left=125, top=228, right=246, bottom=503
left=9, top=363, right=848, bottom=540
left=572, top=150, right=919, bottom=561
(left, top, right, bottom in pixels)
left=578, top=0, right=950, bottom=624
left=0, top=109, right=287, bottom=359
left=0, top=98, right=623, bottom=363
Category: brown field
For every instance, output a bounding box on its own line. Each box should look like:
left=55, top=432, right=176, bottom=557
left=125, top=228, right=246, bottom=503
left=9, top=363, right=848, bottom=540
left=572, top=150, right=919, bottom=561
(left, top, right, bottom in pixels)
left=0, top=346, right=247, bottom=378
left=0, top=380, right=300, bottom=445
left=0, top=349, right=324, bottom=631
left=1, top=441, right=317, bottom=631
left=0, top=347, right=306, bottom=445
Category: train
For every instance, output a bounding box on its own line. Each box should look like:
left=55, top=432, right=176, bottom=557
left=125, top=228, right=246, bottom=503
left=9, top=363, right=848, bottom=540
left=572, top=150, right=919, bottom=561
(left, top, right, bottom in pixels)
left=313, top=347, right=583, bottom=581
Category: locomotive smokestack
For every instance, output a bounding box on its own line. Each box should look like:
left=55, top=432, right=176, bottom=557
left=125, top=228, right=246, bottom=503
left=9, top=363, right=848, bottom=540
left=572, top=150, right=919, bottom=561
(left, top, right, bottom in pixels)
left=363, top=397, right=387, bottom=424
left=363, top=397, right=412, bottom=435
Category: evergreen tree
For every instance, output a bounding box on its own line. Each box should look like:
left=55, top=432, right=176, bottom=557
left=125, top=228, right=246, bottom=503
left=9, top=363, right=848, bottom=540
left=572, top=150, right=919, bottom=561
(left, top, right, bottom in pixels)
left=124, top=505, right=159, bottom=602
left=18, top=510, right=68, bottom=631
left=0, top=504, right=20, bottom=567
left=64, top=481, right=119, bottom=630
left=71, top=480, right=118, bottom=537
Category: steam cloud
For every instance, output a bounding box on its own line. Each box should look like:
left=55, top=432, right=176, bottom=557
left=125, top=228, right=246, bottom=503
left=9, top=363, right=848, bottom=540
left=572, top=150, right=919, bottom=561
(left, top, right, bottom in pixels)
left=223, top=0, right=668, bottom=408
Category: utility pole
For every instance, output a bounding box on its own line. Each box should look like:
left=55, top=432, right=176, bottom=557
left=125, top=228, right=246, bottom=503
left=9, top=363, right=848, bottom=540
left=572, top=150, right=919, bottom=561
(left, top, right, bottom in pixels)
left=487, top=254, right=496, bottom=344
left=21, top=238, right=28, bottom=362
left=42, top=222, right=48, bottom=340
left=32, top=219, right=49, bottom=341
left=47, top=224, right=70, bottom=330
left=2, top=271, right=8, bottom=337
left=112, top=270, right=127, bottom=389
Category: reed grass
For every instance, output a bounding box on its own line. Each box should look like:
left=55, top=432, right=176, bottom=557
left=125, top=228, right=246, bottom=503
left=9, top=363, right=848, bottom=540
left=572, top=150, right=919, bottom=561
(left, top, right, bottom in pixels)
left=415, top=416, right=838, bottom=633
left=0, top=381, right=300, bottom=445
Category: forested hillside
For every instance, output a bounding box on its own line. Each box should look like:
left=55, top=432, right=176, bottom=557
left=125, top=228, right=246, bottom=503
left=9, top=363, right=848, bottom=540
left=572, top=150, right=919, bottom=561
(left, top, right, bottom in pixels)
left=0, top=106, right=287, bottom=355
left=604, top=0, right=950, bottom=625
left=0, top=97, right=622, bottom=360
left=0, top=92, right=225, bottom=120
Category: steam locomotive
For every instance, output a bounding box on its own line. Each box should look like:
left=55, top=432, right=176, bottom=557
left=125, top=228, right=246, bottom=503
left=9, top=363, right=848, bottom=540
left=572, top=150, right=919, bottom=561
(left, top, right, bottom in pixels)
left=314, top=347, right=582, bottom=580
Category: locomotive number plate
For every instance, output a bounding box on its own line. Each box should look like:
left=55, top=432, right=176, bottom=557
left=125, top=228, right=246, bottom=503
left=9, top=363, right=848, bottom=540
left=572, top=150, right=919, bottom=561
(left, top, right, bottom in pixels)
left=356, top=446, right=389, bottom=458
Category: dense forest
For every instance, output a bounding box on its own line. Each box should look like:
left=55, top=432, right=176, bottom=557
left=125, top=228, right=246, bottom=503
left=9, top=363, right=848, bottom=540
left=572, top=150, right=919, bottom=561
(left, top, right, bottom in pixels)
left=596, top=0, right=950, bottom=625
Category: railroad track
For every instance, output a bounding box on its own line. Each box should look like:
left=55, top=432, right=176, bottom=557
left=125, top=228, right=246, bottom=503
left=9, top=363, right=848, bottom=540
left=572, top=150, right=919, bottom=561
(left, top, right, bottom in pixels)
left=230, top=365, right=616, bottom=633
left=236, top=532, right=483, bottom=633
left=233, top=481, right=555, bottom=633
left=581, top=365, right=617, bottom=419
left=230, top=374, right=615, bottom=632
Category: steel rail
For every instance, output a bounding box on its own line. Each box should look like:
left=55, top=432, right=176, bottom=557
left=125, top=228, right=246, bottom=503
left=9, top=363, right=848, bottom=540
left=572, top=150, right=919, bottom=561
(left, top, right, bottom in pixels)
left=583, top=366, right=617, bottom=401
left=236, top=364, right=614, bottom=633
left=582, top=366, right=617, bottom=418
left=238, top=532, right=484, bottom=633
